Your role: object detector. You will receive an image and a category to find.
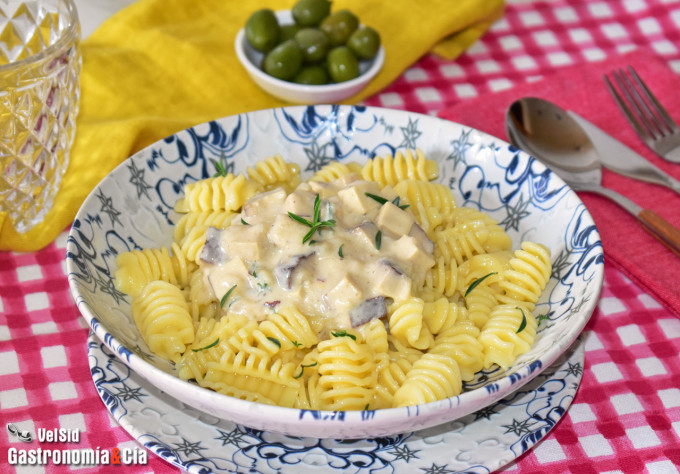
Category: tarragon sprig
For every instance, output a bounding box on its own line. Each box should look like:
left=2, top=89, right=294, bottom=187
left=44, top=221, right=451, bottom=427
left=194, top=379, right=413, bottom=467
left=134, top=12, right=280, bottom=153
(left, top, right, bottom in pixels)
left=288, top=194, right=336, bottom=244
left=365, top=192, right=410, bottom=210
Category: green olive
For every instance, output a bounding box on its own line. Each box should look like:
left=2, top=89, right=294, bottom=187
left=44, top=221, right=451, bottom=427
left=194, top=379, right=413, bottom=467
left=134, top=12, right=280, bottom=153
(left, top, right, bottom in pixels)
left=263, top=39, right=304, bottom=80
left=293, top=65, right=330, bottom=85
left=327, top=46, right=359, bottom=83
left=294, top=28, right=330, bottom=63
left=320, top=10, right=359, bottom=46
left=279, top=24, right=302, bottom=43
left=347, top=26, right=381, bottom=60
left=245, top=9, right=280, bottom=53
left=291, top=0, right=331, bottom=27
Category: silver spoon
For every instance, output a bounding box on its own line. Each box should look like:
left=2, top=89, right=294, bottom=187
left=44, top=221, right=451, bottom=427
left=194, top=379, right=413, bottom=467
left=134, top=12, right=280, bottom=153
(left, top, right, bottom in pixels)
left=506, top=97, right=680, bottom=194
left=505, top=98, right=680, bottom=257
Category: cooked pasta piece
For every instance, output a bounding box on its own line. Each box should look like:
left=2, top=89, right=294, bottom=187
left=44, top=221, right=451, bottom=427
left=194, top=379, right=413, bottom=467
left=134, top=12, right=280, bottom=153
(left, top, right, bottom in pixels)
left=421, top=258, right=458, bottom=299
left=422, top=297, right=467, bottom=334
left=131, top=280, right=195, bottom=363
left=497, top=242, right=552, bottom=311
left=315, top=332, right=377, bottom=411
left=173, top=208, right=237, bottom=243
left=253, top=304, right=319, bottom=351
left=115, top=242, right=195, bottom=298
left=362, top=149, right=438, bottom=187
left=177, top=313, right=251, bottom=381
left=478, top=304, right=537, bottom=369
left=393, top=352, right=462, bottom=407
left=310, top=160, right=363, bottom=182
left=179, top=173, right=263, bottom=213
left=430, top=321, right=484, bottom=381
left=388, top=298, right=434, bottom=350
left=394, top=179, right=457, bottom=217
left=247, top=154, right=301, bottom=192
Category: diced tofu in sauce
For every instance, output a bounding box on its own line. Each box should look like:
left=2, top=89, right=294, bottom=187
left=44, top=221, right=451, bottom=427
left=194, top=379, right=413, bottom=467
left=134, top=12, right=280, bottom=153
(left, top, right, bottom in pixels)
left=199, top=176, right=436, bottom=337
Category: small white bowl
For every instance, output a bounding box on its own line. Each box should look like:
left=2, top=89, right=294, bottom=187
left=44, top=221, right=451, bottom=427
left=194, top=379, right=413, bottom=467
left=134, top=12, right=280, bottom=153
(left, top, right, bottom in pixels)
left=235, top=10, right=384, bottom=104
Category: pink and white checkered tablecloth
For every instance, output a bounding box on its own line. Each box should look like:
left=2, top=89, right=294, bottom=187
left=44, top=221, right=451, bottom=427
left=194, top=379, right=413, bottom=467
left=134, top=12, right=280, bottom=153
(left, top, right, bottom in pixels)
left=2, top=0, right=680, bottom=472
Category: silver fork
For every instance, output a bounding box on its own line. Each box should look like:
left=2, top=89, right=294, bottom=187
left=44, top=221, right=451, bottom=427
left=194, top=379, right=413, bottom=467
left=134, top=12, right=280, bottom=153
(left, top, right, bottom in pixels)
left=604, top=66, right=680, bottom=163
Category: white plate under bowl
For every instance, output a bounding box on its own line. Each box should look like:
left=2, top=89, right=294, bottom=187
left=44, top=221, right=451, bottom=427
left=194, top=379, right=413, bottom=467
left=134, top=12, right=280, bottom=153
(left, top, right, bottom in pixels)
left=66, top=105, right=604, bottom=439
left=89, top=332, right=585, bottom=473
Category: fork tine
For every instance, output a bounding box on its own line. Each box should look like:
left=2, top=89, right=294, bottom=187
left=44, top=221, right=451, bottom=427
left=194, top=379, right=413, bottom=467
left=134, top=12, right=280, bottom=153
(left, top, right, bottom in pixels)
left=612, top=68, right=663, bottom=139
left=626, top=65, right=680, bottom=134
left=604, top=72, right=651, bottom=144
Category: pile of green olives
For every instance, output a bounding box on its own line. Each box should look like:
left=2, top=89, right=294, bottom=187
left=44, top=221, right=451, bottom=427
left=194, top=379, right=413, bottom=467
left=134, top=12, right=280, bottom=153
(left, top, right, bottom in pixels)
left=244, top=0, right=382, bottom=85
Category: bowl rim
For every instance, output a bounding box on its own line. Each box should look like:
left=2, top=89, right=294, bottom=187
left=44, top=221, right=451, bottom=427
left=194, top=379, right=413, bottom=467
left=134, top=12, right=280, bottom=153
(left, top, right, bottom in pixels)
left=66, top=104, right=604, bottom=438
left=234, top=10, right=385, bottom=94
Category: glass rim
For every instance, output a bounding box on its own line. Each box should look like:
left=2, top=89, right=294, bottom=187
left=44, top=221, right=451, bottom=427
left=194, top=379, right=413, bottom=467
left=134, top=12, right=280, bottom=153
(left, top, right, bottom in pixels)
left=0, top=0, right=80, bottom=73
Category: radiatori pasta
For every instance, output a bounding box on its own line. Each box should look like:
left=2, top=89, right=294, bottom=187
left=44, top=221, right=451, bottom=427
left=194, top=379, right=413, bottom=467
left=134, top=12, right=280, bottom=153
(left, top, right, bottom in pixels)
left=113, top=149, right=553, bottom=410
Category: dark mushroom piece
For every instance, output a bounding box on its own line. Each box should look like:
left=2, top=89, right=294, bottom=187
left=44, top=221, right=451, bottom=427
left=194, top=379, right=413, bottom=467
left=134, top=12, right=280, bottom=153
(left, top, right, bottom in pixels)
left=274, top=252, right=316, bottom=290
left=349, top=296, right=387, bottom=328
left=410, top=223, right=434, bottom=254
left=200, top=227, right=227, bottom=264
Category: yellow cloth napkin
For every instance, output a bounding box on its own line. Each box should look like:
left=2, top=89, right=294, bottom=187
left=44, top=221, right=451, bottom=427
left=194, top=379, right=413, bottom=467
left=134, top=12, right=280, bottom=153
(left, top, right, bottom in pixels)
left=0, top=0, right=504, bottom=252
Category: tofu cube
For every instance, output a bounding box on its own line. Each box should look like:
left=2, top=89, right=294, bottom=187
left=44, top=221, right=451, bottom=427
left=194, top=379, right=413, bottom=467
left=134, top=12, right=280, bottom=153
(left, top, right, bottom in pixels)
left=375, top=202, right=415, bottom=237
left=374, top=262, right=412, bottom=301
left=332, top=172, right=360, bottom=188
left=282, top=189, right=317, bottom=217
left=379, top=185, right=400, bottom=203
left=228, top=241, right=260, bottom=261
left=242, top=188, right=286, bottom=218
left=391, top=235, right=435, bottom=269
left=269, top=212, right=308, bottom=249
left=308, top=180, right=333, bottom=197
left=224, top=223, right=265, bottom=261
left=351, top=221, right=380, bottom=250
left=327, top=275, right=363, bottom=306
left=337, top=181, right=381, bottom=215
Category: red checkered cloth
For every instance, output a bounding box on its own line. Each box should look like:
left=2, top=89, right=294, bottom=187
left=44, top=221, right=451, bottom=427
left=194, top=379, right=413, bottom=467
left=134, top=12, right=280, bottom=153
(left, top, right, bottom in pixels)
left=2, top=0, right=680, bottom=472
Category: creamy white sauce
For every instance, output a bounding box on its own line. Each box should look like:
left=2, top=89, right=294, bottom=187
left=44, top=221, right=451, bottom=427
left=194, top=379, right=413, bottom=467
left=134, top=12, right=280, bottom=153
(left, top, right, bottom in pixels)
left=199, top=173, right=435, bottom=337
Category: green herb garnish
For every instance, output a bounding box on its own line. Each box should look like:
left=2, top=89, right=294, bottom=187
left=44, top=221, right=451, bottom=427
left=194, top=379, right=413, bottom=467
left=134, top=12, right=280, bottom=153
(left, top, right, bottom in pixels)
left=294, top=362, right=318, bottom=379
left=537, top=314, right=549, bottom=325
left=516, top=307, right=527, bottom=334
left=267, top=337, right=281, bottom=348
left=288, top=194, right=336, bottom=244
left=192, top=338, right=219, bottom=352
left=375, top=230, right=382, bottom=250
left=220, top=284, right=237, bottom=308
left=364, top=404, right=370, bottom=411
left=330, top=329, right=357, bottom=340
left=464, top=272, right=498, bottom=297
left=338, top=243, right=344, bottom=258
left=291, top=340, right=302, bottom=348
left=365, top=192, right=388, bottom=205
left=241, top=218, right=249, bottom=225
left=391, top=196, right=410, bottom=210
left=365, top=192, right=410, bottom=210
left=212, top=159, right=228, bottom=177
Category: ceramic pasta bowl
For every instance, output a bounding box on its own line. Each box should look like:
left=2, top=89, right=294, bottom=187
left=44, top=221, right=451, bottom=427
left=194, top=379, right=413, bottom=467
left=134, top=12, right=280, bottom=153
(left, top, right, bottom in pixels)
left=66, top=105, right=604, bottom=439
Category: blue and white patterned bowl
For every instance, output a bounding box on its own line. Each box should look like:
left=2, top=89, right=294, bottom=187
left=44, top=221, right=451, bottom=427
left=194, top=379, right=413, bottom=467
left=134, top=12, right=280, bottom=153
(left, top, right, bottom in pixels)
left=66, top=105, right=604, bottom=439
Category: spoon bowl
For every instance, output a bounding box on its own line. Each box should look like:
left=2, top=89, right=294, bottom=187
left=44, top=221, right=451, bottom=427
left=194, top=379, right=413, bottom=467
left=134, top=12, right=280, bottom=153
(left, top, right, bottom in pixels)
left=506, top=98, right=601, bottom=174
